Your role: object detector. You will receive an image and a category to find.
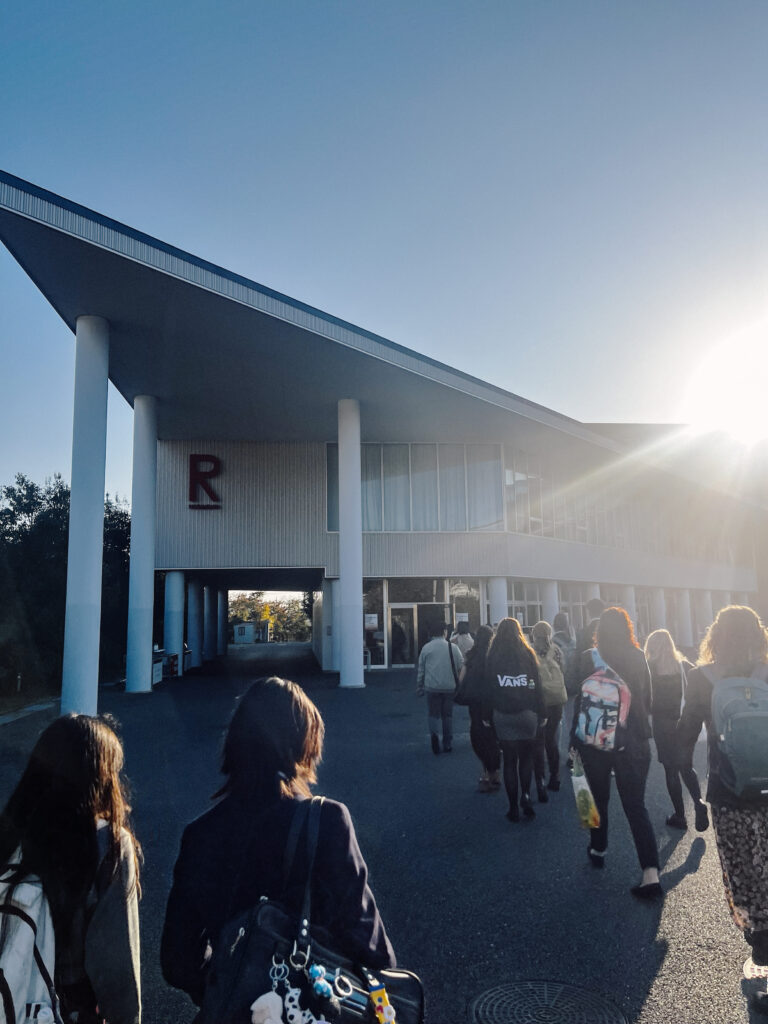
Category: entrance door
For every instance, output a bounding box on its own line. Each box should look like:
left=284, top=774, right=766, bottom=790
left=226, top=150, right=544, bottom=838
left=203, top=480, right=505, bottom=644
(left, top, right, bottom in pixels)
left=416, top=603, right=452, bottom=653
left=389, top=608, right=416, bottom=666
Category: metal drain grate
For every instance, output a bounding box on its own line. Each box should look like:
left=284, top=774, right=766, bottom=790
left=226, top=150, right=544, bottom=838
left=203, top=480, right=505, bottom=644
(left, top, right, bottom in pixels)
left=469, top=980, right=628, bottom=1024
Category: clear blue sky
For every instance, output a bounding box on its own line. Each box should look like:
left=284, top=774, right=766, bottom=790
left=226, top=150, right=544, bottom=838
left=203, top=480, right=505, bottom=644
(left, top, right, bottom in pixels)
left=2, top=0, right=768, bottom=499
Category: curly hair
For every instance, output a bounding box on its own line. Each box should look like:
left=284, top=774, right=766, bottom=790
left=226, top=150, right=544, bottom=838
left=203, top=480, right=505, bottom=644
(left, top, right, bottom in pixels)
left=698, top=605, right=768, bottom=672
left=596, top=606, right=639, bottom=667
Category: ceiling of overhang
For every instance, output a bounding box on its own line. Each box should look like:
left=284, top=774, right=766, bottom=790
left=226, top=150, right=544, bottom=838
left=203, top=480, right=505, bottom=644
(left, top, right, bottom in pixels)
left=0, top=203, right=614, bottom=453
left=181, top=567, right=326, bottom=591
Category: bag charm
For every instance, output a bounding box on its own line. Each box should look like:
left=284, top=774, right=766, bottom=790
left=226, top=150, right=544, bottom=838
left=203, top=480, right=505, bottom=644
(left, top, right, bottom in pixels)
left=368, top=975, right=397, bottom=1022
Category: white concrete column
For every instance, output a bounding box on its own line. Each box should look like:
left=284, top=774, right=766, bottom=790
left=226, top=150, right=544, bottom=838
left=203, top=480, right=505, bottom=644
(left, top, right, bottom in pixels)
left=163, top=571, right=185, bottom=677
left=649, top=588, right=666, bottom=631
left=676, top=589, right=694, bottom=649
left=203, top=585, right=217, bottom=661
left=540, top=580, right=559, bottom=625
left=61, top=316, right=110, bottom=716
left=187, top=579, right=203, bottom=668
left=584, top=582, right=601, bottom=602
left=479, top=579, right=488, bottom=625
left=487, top=577, right=508, bottom=626
left=325, top=578, right=340, bottom=671
left=217, top=589, right=228, bottom=656
left=338, top=399, right=365, bottom=688
left=125, top=396, right=158, bottom=693
left=694, top=590, right=714, bottom=640
left=620, top=585, right=637, bottom=630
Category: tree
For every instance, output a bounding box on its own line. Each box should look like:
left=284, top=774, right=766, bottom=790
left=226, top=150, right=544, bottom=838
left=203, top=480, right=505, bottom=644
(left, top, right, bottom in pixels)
left=228, top=591, right=266, bottom=625
left=0, top=474, right=131, bottom=695
left=269, top=598, right=311, bottom=642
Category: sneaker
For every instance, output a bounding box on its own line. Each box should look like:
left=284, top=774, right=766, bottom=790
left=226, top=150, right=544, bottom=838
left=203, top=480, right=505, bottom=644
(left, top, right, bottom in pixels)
left=477, top=778, right=493, bottom=793
left=587, top=846, right=606, bottom=869
left=547, top=777, right=561, bottom=792
left=489, top=770, right=502, bottom=788
left=430, top=734, right=440, bottom=756
left=665, top=813, right=687, bottom=830
left=630, top=882, right=664, bottom=900
left=536, top=785, right=549, bottom=804
left=521, top=796, right=536, bottom=819
left=694, top=800, right=709, bottom=832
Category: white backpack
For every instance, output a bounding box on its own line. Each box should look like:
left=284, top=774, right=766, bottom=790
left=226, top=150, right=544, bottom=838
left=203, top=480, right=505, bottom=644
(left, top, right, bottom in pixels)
left=0, top=857, right=63, bottom=1024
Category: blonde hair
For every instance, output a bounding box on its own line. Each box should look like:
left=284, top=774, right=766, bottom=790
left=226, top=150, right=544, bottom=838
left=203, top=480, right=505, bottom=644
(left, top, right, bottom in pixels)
left=644, top=629, right=684, bottom=676
left=698, top=605, right=768, bottom=673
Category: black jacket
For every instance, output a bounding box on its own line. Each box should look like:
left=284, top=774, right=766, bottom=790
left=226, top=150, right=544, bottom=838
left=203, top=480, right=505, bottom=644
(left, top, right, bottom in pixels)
left=161, top=794, right=395, bottom=1005
left=482, top=650, right=543, bottom=720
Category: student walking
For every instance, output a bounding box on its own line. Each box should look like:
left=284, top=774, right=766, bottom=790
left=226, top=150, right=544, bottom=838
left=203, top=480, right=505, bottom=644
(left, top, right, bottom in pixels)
left=0, top=714, right=142, bottom=1024
left=416, top=621, right=463, bottom=753
left=571, top=607, right=661, bottom=898
left=161, top=677, right=395, bottom=1016
left=677, top=606, right=768, bottom=1016
left=644, top=628, right=707, bottom=832
left=457, top=625, right=501, bottom=791
left=483, top=618, right=544, bottom=822
left=531, top=620, right=568, bottom=798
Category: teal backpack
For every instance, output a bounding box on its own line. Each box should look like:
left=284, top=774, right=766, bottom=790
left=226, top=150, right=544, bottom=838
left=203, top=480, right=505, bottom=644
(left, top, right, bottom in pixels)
left=704, top=665, right=768, bottom=802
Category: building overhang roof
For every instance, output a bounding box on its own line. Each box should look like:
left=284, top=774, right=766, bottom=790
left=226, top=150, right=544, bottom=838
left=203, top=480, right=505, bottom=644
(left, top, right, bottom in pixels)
left=0, top=170, right=623, bottom=451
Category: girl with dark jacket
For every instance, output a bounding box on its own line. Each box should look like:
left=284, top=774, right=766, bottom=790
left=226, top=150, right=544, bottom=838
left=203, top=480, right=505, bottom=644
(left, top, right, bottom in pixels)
left=571, top=607, right=661, bottom=898
left=483, top=618, right=544, bottom=822
left=161, top=677, right=394, bottom=1014
left=0, top=715, right=142, bottom=1024
left=677, top=606, right=768, bottom=1016
left=458, top=625, right=500, bottom=792
left=644, top=628, right=707, bottom=831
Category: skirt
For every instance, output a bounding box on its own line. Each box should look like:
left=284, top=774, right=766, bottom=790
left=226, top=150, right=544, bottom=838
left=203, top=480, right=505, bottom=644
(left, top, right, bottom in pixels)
left=711, top=802, right=768, bottom=933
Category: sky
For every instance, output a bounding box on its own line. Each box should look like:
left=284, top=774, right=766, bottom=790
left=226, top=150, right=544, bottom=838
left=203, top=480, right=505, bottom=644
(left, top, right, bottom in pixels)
left=2, top=0, right=768, bottom=499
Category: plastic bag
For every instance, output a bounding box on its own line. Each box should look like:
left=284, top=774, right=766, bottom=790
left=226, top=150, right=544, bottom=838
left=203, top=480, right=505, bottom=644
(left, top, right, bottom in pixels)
left=570, top=750, right=600, bottom=829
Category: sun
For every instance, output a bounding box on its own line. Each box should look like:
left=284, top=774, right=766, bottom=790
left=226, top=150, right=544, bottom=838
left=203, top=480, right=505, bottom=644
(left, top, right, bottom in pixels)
left=679, top=324, right=768, bottom=445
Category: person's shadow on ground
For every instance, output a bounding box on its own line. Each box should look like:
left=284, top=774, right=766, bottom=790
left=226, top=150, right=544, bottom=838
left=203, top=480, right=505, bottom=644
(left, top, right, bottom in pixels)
left=659, top=836, right=706, bottom=892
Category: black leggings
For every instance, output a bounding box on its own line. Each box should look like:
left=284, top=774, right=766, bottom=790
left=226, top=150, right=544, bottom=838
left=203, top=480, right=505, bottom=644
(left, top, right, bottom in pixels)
left=469, top=704, right=501, bottom=774
left=500, top=739, right=535, bottom=810
left=663, top=763, right=702, bottom=818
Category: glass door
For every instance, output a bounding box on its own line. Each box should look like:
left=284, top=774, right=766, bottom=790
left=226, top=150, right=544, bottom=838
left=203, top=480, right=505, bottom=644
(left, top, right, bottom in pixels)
left=416, top=603, right=452, bottom=652
left=389, top=607, right=416, bottom=666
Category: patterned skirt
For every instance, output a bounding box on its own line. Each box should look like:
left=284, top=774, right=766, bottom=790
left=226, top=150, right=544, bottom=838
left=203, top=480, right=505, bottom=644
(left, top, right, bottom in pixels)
left=711, top=802, right=768, bottom=934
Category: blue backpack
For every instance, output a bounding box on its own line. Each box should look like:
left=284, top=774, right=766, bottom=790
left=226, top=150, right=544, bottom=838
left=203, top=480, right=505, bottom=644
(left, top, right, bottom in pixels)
left=704, top=665, right=768, bottom=802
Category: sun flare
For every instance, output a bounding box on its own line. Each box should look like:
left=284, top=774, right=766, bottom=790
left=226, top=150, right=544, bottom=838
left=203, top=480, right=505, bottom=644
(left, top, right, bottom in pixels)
left=679, top=323, right=768, bottom=445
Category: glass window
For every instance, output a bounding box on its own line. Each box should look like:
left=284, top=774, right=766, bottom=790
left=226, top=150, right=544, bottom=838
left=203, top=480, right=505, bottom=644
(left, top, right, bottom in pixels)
left=411, top=444, right=439, bottom=531
left=438, top=444, right=467, bottom=531
left=528, top=456, right=543, bottom=536
left=383, top=444, right=411, bottom=531
left=361, top=444, right=382, bottom=532
left=448, top=579, right=481, bottom=633
left=388, top=578, right=446, bottom=603
left=363, top=579, right=385, bottom=666
left=466, top=444, right=503, bottom=531
left=326, top=443, right=339, bottom=531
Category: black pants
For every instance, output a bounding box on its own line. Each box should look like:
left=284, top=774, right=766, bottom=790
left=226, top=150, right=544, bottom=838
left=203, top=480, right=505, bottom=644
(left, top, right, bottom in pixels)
left=468, top=703, right=501, bottom=774
left=500, top=738, right=535, bottom=810
left=652, top=715, right=702, bottom=817
left=533, top=704, right=564, bottom=784
left=580, top=743, right=659, bottom=870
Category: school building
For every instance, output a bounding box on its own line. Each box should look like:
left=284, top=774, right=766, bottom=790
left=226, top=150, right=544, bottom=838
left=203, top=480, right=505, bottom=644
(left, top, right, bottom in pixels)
left=0, top=170, right=760, bottom=713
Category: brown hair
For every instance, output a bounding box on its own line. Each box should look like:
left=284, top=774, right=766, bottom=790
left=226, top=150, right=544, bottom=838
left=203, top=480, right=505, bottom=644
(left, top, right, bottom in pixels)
left=216, top=676, right=325, bottom=801
left=698, top=605, right=768, bottom=673
left=596, top=606, right=639, bottom=667
left=488, top=617, right=538, bottom=676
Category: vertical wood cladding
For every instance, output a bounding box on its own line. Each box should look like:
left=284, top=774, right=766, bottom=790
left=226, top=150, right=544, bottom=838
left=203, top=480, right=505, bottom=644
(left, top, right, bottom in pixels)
left=156, top=441, right=336, bottom=570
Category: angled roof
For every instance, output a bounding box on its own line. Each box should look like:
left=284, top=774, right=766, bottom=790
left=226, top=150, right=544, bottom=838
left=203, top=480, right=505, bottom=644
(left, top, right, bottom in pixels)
left=0, top=169, right=623, bottom=451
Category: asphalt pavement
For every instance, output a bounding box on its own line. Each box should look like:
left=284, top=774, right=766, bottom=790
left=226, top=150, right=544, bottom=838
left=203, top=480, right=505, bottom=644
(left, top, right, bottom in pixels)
left=1, top=643, right=765, bottom=1024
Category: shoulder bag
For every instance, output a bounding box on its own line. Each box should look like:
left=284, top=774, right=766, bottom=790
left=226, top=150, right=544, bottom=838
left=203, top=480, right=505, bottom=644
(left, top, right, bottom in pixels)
left=196, top=797, right=425, bottom=1024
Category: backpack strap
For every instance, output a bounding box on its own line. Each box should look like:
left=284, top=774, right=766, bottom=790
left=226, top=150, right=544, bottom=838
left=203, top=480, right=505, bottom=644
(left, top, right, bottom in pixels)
left=292, top=797, right=324, bottom=965
left=282, top=799, right=312, bottom=890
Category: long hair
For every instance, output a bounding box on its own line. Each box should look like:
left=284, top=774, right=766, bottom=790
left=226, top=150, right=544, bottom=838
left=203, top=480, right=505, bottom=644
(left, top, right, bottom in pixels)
left=464, top=624, right=493, bottom=671
left=531, top=620, right=553, bottom=657
left=698, top=605, right=768, bottom=673
left=644, top=629, right=684, bottom=676
left=0, top=714, right=140, bottom=944
left=596, top=607, right=639, bottom=667
left=216, top=676, right=325, bottom=802
left=487, top=617, right=538, bottom=677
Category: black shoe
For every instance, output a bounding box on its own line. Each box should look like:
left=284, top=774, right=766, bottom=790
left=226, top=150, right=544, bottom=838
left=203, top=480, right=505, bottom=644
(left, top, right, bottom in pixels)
left=547, top=778, right=561, bottom=792
left=587, top=846, right=606, bottom=869
left=630, top=882, right=664, bottom=900
left=430, top=734, right=440, bottom=756
left=694, top=800, right=709, bottom=832
left=521, top=797, right=536, bottom=819
left=443, top=741, right=452, bottom=753
left=753, top=992, right=768, bottom=1016
left=506, top=806, right=520, bottom=822
left=665, top=813, right=687, bottom=830
left=537, top=785, right=549, bottom=804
